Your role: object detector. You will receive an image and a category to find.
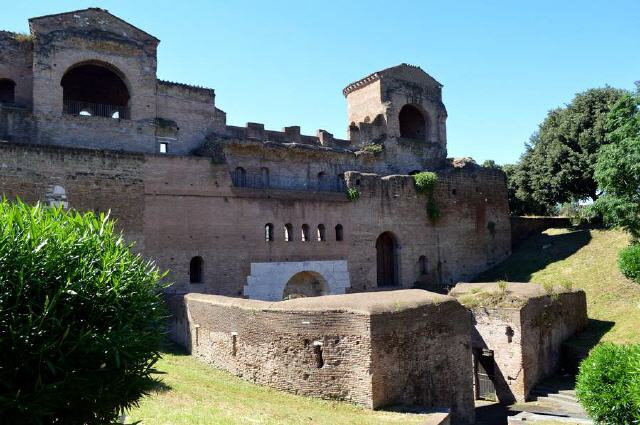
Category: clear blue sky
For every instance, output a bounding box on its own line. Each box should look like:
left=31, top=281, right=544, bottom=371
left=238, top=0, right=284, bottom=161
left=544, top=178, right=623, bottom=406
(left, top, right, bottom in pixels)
left=3, top=1, right=639, bottom=164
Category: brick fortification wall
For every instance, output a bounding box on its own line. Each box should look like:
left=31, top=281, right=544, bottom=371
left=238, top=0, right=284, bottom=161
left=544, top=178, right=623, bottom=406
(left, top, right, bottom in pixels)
left=169, top=290, right=474, bottom=424
left=0, top=143, right=510, bottom=296
left=450, top=283, right=587, bottom=403
left=510, top=217, right=572, bottom=247
left=0, top=143, right=145, bottom=245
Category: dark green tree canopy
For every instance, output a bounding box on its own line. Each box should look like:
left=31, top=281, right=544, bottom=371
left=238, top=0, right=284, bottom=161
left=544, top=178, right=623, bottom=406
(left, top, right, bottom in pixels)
left=592, top=87, right=640, bottom=239
left=510, top=87, right=627, bottom=214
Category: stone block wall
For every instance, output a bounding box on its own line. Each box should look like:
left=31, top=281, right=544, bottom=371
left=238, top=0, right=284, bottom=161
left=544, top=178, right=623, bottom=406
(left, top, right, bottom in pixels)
left=169, top=290, right=474, bottom=424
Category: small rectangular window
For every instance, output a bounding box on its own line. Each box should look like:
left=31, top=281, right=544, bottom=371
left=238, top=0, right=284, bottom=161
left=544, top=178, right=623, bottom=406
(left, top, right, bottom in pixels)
left=159, top=142, right=168, bottom=154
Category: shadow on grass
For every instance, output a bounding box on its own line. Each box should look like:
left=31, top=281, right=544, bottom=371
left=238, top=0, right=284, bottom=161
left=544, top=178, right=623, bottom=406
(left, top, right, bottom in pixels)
left=475, top=228, right=592, bottom=283
left=159, top=339, right=189, bottom=356
left=562, top=319, right=615, bottom=372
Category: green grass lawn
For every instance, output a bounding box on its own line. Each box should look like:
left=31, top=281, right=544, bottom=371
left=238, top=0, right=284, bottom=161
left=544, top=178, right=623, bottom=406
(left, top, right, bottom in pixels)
left=126, top=348, right=429, bottom=425
left=476, top=227, right=640, bottom=347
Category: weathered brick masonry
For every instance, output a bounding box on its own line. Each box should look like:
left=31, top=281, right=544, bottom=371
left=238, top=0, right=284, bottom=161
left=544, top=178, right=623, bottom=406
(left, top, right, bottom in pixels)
left=450, top=283, right=588, bottom=403
left=170, top=290, right=475, bottom=424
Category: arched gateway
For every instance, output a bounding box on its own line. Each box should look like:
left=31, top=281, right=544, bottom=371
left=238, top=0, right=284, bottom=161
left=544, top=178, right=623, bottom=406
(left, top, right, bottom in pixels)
left=244, top=260, right=349, bottom=301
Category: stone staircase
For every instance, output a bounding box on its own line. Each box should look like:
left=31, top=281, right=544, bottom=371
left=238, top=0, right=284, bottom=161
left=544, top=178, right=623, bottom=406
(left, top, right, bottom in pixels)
left=525, top=380, right=591, bottom=422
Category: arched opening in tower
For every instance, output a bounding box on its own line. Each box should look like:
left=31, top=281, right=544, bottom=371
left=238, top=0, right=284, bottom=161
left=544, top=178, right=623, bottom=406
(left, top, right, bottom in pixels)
left=61, top=63, right=130, bottom=119
left=399, top=104, right=427, bottom=140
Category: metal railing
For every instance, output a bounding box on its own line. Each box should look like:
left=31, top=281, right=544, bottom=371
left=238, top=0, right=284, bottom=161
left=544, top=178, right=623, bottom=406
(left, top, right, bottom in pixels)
left=63, top=100, right=129, bottom=120
left=233, top=171, right=347, bottom=193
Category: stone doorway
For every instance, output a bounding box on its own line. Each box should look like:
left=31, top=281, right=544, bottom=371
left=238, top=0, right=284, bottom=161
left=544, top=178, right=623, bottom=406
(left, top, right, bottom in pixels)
left=376, top=232, right=398, bottom=287
left=474, top=349, right=497, bottom=401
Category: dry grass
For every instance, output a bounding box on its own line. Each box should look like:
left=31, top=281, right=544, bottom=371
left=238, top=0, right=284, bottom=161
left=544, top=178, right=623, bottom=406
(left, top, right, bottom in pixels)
left=126, top=347, right=429, bottom=425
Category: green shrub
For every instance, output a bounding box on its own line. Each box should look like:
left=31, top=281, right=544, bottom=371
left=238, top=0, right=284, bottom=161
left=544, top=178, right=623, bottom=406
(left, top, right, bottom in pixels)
left=618, top=244, right=640, bottom=283
left=576, top=343, right=640, bottom=424
left=0, top=200, right=168, bottom=424
left=346, top=187, right=360, bottom=201
left=361, top=143, right=383, bottom=155
left=413, top=172, right=438, bottom=194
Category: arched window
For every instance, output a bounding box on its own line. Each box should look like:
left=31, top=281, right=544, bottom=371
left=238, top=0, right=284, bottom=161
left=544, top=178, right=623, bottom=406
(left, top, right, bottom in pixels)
left=335, top=224, right=343, bottom=242
left=265, top=223, right=274, bottom=242
left=61, top=63, right=130, bottom=119
left=0, top=79, right=16, bottom=104
left=301, top=224, right=310, bottom=242
left=418, top=255, right=428, bottom=275
left=399, top=104, right=427, bottom=140
left=317, top=172, right=328, bottom=191
left=284, top=223, right=293, bottom=242
left=190, top=256, right=204, bottom=284
left=261, top=167, right=270, bottom=188
left=317, top=224, right=326, bottom=242
left=234, top=167, right=247, bottom=187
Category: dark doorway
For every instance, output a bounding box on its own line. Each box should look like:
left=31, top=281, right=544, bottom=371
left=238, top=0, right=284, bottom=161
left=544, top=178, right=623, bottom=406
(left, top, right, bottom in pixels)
left=0, top=79, right=16, bottom=104
left=61, top=63, right=130, bottom=119
left=474, top=349, right=497, bottom=401
left=376, top=232, right=398, bottom=287
left=189, top=256, right=204, bottom=284
left=399, top=104, right=427, bottom=140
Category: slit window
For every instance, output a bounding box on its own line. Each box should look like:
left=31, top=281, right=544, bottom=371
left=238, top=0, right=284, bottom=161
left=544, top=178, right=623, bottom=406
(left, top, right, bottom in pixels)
left=159, top=142, right=168, bottom=154
left=317, top=224, right=326, bottom=242
left=265, top=223, right=274, bottom=242
left=335, top=224, right=343, bottom=242
left=301, top=224, right=310, bottom=242
left=284, top=223, right=293, bottom=242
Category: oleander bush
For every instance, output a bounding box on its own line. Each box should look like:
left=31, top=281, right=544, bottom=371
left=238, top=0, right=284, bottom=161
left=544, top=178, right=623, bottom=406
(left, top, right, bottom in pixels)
left=576, top=343, right=640, bottom=424
left=0, top=200, right=168, bottom=424
left=618, top=243, right=640, bottom=283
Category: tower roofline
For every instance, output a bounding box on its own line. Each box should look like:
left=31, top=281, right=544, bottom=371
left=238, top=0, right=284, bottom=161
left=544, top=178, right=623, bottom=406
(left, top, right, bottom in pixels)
left=342, top=63, right=442, bottom=97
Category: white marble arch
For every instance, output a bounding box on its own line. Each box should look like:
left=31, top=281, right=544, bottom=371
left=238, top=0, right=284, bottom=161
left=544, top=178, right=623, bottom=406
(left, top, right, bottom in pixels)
left=244, top=260, right=350, bottom=301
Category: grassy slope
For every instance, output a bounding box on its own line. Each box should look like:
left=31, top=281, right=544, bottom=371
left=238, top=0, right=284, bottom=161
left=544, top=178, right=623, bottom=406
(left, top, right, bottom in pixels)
left=127, top=349, right=428, bottom=425
left=476, top=228, right=640, bottom=347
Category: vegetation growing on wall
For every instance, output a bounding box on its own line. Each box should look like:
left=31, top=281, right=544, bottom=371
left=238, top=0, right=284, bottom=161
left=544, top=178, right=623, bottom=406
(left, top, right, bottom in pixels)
left=346, top=187, right=360, bottom=201
left=361, top=143, right=384, bottom=155
left=0, top=200, right=168, bottom=424
left=413, top=172, right=440, bottom=222
left=12, top=32, right=34, bottom=43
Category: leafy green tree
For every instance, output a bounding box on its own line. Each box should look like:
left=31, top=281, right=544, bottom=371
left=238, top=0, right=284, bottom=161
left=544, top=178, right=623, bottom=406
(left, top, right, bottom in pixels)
left=517, top=87, right=627, bottom=211
left=592, top=87, right=640, bottom=240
